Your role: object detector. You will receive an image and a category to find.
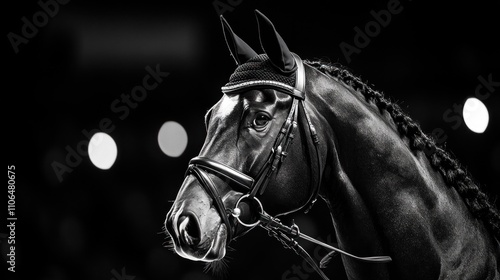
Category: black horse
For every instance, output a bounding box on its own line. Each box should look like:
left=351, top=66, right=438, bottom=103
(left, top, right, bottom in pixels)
left=166, top=10, right=500, bottom=280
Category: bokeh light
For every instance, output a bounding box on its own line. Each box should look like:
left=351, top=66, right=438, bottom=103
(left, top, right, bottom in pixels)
left=463, top=97, right=489, bottom=133
left=158, top=121, right=188, bottom=157
left=88, top=132, right=118, bottom=170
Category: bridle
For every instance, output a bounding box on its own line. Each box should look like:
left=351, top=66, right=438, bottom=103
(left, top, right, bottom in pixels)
left=185, top=54, right=391, bottom=280
left=186, top=53, right=317, bottom=237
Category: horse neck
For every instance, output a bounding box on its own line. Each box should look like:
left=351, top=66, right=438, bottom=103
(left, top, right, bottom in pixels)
left=305, top=67, right=435, bottom=205
left=305, top=66, right=496, bottom=279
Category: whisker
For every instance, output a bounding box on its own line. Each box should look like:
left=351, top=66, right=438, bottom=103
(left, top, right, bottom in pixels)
left=162, top=236, right=175, bottom=251
left=158, top=225, right=176, bottom=251
left=203, top=258, right=230, bottom=279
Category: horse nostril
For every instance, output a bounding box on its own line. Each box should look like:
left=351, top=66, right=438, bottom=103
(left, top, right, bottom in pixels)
left=178, top=213, right=201, bottom=247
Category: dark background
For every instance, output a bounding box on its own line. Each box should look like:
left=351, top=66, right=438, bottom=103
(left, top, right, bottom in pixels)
left=4, top=0, right=499, bottom=280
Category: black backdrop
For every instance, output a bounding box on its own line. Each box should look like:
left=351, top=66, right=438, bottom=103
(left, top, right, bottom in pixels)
left=4, top=1, right=499, bottom=280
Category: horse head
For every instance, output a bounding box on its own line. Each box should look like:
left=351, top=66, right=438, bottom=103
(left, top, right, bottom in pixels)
left=165, top=10, right=320, bottom=262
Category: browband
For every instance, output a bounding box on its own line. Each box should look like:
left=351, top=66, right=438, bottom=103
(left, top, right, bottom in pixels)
left=221, top=53, right=306, bottom=100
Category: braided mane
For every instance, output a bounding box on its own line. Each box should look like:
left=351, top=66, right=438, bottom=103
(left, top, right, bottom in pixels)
left=304, top=60, right=500, bottom=239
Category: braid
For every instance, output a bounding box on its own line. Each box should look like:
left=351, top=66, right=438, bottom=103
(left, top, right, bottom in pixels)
left=305, top=60, right=500, bottom=238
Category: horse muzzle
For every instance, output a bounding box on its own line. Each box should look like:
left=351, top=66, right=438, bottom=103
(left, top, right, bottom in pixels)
left=166, top=209, right=228, bottom=262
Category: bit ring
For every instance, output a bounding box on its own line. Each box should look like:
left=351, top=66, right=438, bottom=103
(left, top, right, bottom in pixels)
left=232, top=194, right=263, bottom=227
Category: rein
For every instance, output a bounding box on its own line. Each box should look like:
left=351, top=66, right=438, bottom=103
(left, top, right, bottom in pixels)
left=185, top=54, right=391, bottom=280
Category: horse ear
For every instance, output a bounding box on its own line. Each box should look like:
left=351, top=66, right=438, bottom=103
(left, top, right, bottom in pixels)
left=255, top=10, right=296, bottom=73
left=220, top=15, right=257, bottom=65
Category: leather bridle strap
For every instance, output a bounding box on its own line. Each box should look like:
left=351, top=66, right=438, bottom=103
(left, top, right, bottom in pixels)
left=249, top=54, right=321, bottom=211
left=298, top=99, right=323, bottom=213
left=189, top=157, right=253, bottom=191
left=249, top=97, right=300, bottom=198
left=266, top=226, right=331, bottom=280
left=293, top=53, right=306, bottom=98
left=293, top=54, right=322, bottom=212
left=186, top=163, right=234, bottom=241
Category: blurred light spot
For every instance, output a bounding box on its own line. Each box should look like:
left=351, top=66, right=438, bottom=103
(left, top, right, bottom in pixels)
left=463, top=97, right=489, bottom=133
left=88, top=132, right=117, bottom=169
left=158, top=121, right=188, bottom=157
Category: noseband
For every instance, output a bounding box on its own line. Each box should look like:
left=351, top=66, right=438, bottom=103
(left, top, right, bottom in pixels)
left=185, top=54, right=391, bottom=280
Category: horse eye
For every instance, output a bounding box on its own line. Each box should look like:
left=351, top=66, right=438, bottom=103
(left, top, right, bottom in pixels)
left=253, top=113, right=271, bottom=128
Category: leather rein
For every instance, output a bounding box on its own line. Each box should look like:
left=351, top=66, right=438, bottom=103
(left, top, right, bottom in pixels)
left=185, top=54, right=391, bottom=280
